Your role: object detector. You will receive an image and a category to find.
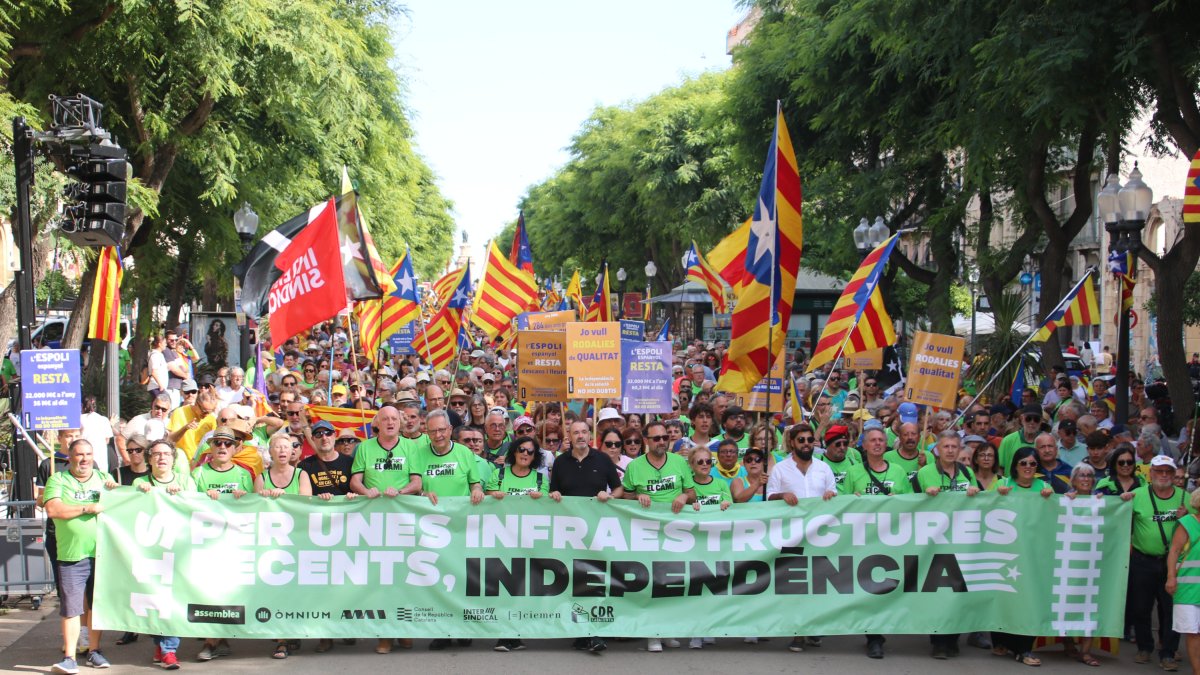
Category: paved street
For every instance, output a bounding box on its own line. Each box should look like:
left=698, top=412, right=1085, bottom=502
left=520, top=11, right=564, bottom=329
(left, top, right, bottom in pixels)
left=0, top=599, right=1173, bottom=674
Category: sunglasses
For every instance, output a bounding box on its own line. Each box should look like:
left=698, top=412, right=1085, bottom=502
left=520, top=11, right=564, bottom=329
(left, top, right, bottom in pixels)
left=1024, top=416, right=1041, bottom=422
left=335, top=438, right=357, bottom=445
left=1117, top=459, right=1135, bottom=467
left=213, top=440, right=237, bottom=448
left=1017, top=460, right=1038, bottom=467
left=153, top=406, right=169, bottom=413
left=128, top=447, right=145, bottom=453
left=291, top=442, right=301, bottom=449
left=694, top=458, right=713, bottom=466
left=794, top=436, right=815, bottom=443
left=515, top=447, right=536, bottom=455
left=544, top=437, right=561, bottom=444
left=288, top=411, right=303, bottom=417
left=829, top=440, right=848, bottom=448
left=623, top=439, right=641, bottom=445
left=646, top=435, right=668, bottom=442
left=313, top=429, right=334, bottom=438
left=743, top=456, right=763, bottom=464
left=603, top=441, right=622, bottom=448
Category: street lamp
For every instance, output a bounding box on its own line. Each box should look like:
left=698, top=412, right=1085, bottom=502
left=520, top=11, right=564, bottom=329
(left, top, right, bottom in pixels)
left=968, top=265, right=980, bottom=357
left=1097, top=163, right=1152, bottom=426
left=615, top=267, right=628, bottom=319
left=232, top=202, right=259, bottom=372
left=853, top=215, right=889, bottom=257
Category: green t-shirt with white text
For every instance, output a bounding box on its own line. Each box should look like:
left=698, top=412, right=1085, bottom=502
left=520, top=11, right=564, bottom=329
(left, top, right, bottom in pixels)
left=417, top=442, right=480, bottom=497
left=191, top=463, right=254, bottom=494
left=351, top=436, right=421, bottom=491
left=44, top=469, right=111, bottom=562
left=692, top=476, right=732, bottom=506
left=622, top=453, right=695, bottom=503
left=486, top=465, right=545, bottom=495
left=845, top=461, right=913, bottom=496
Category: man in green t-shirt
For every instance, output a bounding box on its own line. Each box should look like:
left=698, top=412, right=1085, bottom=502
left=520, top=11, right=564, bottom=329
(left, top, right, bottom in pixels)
left=1129, top=455, right=1187, bottom=669
left=622, top=421, right=695, bottom=513
left=43, top=439, right=114, bottom=672
left=883, top=422, right=934, bottom=482
left=454, top=425, right=494, bottom=488
left=997, top=404, right=1045, bottom=476
left=846, top=428, right=913, bottom=498
left=415, top=410, right=483, bottom=505
left=350, top=405, right=424, bottom=497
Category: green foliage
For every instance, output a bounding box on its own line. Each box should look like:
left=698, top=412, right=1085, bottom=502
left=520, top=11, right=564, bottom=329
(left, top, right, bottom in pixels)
left=520, top=72, right=757, bottom=292
left=34, top=268, right=76, bottom=306
left=1145, top=271, right=1200, bottom=327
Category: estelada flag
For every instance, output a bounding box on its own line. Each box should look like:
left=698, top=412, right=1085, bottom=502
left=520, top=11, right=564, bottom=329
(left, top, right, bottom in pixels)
left=267, top=198, right=347, bottom=350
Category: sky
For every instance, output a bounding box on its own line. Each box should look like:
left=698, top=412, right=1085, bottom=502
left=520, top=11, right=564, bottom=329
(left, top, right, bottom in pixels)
left=391, top=1, right=747, bottom=272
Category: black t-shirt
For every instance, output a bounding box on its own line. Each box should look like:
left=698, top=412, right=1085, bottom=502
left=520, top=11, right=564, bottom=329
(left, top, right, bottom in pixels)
left=299, top=452, right=355, bottom=496
left=549, top=449, right=621, bottom=497
left=119, top=466, right=151, bottom=486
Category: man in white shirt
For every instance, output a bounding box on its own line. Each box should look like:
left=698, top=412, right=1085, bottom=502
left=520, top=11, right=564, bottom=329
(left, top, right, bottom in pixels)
left=124, top=393, right=172, bottom=442
left=78, top=395, right=114, bottom=474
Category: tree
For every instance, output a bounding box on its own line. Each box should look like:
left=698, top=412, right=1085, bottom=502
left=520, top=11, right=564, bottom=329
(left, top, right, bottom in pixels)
left=3, top=0, right=455, bottom=366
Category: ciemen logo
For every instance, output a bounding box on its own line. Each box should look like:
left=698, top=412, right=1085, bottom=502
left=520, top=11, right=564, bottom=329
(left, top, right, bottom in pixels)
left=187, top=604, right=246, bottom=625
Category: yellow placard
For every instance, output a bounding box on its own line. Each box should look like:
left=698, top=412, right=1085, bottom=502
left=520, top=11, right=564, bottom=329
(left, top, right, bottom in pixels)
left=844, top=348, right=884, bottom=371
left=905, top=331, right=966, bottom=409
left=565, top=322, right=621, bottom=398
left=526, top=310, right=576, bottom=331
left=517, top=331, right=568, bottom=402
left=735, top=352, right=787, bottom=412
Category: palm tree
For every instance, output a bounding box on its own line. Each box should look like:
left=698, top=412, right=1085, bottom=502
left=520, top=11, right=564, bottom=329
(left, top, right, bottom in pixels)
left=968, top=291, right=1040, bottom=405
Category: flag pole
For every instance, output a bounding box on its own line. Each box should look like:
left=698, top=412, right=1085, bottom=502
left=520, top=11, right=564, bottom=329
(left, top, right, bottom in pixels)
left=810, top=322, right=862, bottom=412
left=327, top=329, right=336, bottom=402
left=950, top=267, right=1097, bottom=426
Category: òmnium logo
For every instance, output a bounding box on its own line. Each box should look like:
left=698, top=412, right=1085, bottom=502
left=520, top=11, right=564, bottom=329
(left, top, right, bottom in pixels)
left=255, top=607, right=271, bottom=623
left=187, top=604, right=246, bottom=625
left=341, top=608, right=387, bottom=620
left=463, top=608, right=497, bottom=622
left=396, top=608, right=413, bottom=622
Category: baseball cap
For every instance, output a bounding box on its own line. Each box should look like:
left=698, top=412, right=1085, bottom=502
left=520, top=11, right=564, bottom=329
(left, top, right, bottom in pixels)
left=863, top=419, right=885, bottom=432
left=416, top=372, right=431, bottom=382
left=482, top=372, right=496, bottom=382
left=513, top=416, right=535, bottom=431
left=597, top=407, right=622, bottom=423
left=311, top=420, right=335, bottom=434
left=470, top=349, right=485, bottom=359
left=180, top=378, right=198, bottom=393
left=1020, top=404, right=1042, bottom=418
left=332, top=384, right=348, bottom=396
left=197, top=374, right=215, bottom=387
left=1150, top=455, right=1178, bottom=469
left=961, top=434, right=987, bottom=445
left=898, top=402, right=918, bottom=424
left=1058, top=419, right=1077, bottom=434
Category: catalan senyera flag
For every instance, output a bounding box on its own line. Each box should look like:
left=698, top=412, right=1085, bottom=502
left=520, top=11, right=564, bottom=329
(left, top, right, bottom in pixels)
left=685, top=241, right=729, bottom=313
left=1184, top=148, right=1200, bottom=225
left=87, top=246, right=123, bottom=342
left=707, top=219, right=751, bottom=294
left=807, top=234, right=900, bottom=373
left=473, top=241, right=539, bottom=340
left=306, top=404, right=374, bottom=439
left=716, top=107, right=804, bottom=393
left=585, top=264, right=612, bottom=322
left=419, top=268, right=472, bottom=371
left=432, top=267, right=468, bottom=308
left=1032, top=269, right=1100, bottom=343
left=509, top=211, right=535, bottom=275
left=565, top=270, right=583, bottom=310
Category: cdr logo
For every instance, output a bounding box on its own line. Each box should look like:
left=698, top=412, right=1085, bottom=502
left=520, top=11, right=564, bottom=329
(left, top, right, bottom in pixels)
left=255, top=607, right=272, bottom=624
left=570, top=603, right=615, bottom=624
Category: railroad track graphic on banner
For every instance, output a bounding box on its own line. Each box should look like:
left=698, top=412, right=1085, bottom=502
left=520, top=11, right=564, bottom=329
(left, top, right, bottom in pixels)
left=1050, top=496, right=1106, bottom=636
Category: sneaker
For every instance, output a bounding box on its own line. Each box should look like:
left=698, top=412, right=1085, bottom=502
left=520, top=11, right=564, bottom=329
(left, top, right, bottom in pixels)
left=805, top=636, right=822, bottom=647
left=647, top=638, right=663, bottom=653
left=744, top=637, right=759, bottom=644
left=212, top=643, right=231, bottom=658
left=588, top=638, right=607, bottom=653
left=967, top=632, right=992, bottom=650
left=689, top=638, right=704, bottom=649
left=51, top=656, right=79, bottom=675
left=867, top=640, right=885, bottom=659
left=86, top=650, right=111, bottom=669
left=702, top=638, right=716, bottom=645
left=1161, top=658, right=1180, bottom=672
left=572, top=638, right=590, bottom=651
left=1136, top=651, right=1153, bottom=664
left=196, top=646, right=214, bottom=662
left=511, top=640, right=526, bottom=651
left=160, top=652, right=180, bottom=671
left=493, top=640, right=510, bottom=652
left=788, top=637, right=805, bottom=653
left=429, top=639, right=451, bottom=651
left=932, top=646, right=948, bottom=660
left=665, top=639, right=681, bottom=648
left=153, top=647, right=163, bottom=664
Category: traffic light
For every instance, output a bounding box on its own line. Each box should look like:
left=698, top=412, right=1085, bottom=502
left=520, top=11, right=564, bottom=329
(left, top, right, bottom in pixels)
left=59, top=143, right=127, bottom=247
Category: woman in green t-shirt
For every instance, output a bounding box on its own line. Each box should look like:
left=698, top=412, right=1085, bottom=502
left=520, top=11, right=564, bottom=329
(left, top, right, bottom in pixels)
left=132, top=440, right=196, bottom=494
left=260, top=432, right=313, bottom=498
left=486, top=436, right=546, bottom=499
left=993, top=446, right=1050, bottom=666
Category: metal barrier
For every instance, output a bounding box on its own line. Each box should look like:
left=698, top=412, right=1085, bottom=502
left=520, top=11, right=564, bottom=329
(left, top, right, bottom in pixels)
left=0, top=499, right=53, bottom=609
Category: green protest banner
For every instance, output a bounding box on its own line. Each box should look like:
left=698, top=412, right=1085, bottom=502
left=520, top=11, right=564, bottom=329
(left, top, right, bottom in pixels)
left=93, top=489, right=1129, bottom=639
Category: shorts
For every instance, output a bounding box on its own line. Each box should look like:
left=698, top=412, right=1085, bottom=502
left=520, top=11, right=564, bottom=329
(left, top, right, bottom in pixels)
left=57, top=558, right=95, bottom=618
left=1173, top=603, right=1200, bottom=634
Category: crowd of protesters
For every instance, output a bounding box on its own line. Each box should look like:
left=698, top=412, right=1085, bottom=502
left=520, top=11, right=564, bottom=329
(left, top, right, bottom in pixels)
left=11, top=322, right=1200, bottom=673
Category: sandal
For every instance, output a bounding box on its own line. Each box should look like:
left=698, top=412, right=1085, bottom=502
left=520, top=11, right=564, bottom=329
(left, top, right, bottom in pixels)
left=1077, top=653, right=1100, bottom=667
left=1016, top=651, right=1041, bottom=667
left=992, top=646, right=1011, bottom=657
left=273, top=643, right=289, bottom=660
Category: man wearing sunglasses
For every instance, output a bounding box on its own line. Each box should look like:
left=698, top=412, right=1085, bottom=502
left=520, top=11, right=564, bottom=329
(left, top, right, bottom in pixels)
left=817, top=424, right=860, bottom=489
left=125, top=393, right=173, bottom=443
left=621, top=420, right=694, bottom=514
left=299, top=421, right=354, bottom=500
left=769, top=422, right=837, bottom=654
left=998, top=404, right=1045, bottom=476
